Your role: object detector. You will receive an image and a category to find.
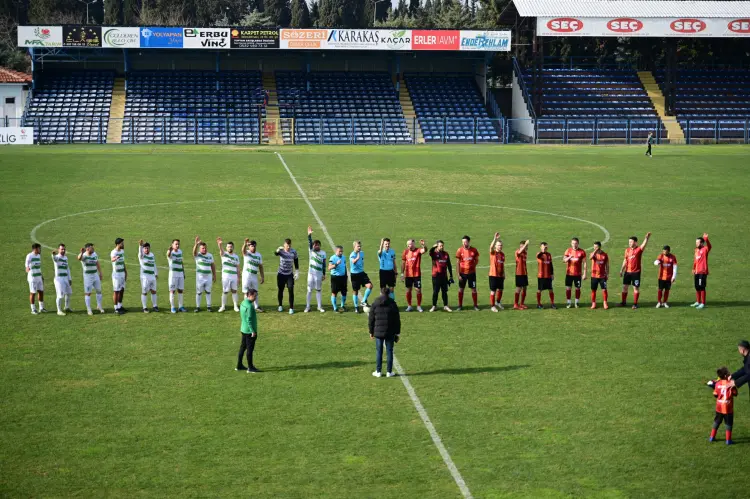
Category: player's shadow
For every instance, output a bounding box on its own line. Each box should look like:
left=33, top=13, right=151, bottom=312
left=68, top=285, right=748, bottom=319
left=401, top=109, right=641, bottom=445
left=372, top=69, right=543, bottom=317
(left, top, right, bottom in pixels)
left=408, top=364, right=530, bottom=376
left=265, top=360, right=369, bottom=372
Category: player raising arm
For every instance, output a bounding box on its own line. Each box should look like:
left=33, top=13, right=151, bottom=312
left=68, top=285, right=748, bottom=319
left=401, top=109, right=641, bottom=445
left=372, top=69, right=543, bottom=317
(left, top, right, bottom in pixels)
left=536, top=242, right=555, bottom=309
left=110, top=238, right=127, bottom=314
left=138, top=240, right=159, bottom=313
left=305, top=226, right=327, bottom=313
left=489, top=233, right=505, bottom=312
left=563, top=237, right=587, bottom=309
left=193, top=236, right=216, bottom=313
left=241, top=238, right=264, bottom=312
left=167, top=239, right=187, bottom=313
left=619, top=232, right=651, bottom=309
left=378, top=238, right=397, bottom=301
left=589, top=241, right=609, bottom=309
left=654, top=245, right=677, bottom=308
left=401, top=239, right=426, bottom=312
left=514, top=239, right=530, bottom=310
left=692, top=233, right=711, bottom=309
left=51, top=244, right=73, bottom=316
left=217, top=237, right=241, bottom=313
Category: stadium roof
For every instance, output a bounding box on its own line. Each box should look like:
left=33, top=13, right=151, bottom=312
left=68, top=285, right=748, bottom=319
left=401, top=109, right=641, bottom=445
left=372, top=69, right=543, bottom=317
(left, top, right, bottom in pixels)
left=0, top=67, right=31, bottom=84
left=512, top=0, right=750, bottom=17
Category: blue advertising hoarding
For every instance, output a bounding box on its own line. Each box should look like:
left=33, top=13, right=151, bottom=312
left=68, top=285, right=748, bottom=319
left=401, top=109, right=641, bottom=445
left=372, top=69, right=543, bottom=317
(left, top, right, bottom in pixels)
left=140, top=27, right=183, bottom=49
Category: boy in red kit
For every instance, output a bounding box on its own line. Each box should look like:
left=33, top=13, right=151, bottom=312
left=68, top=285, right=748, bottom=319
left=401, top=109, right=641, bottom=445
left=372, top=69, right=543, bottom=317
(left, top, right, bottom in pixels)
left=691, top=233, right=711, bottom=309
left=709, top=367, right=737, bottom=445
left=514, top=240, right=530, bottom=310
left=563, top=237, right=587, bottom=309
left=536, top=242, right=556, bottom=309
left=589, top=241, right=609, bottom=309
left=654, top=245, right=677, bottom=308
left=619, top=232, right=651, bottom=309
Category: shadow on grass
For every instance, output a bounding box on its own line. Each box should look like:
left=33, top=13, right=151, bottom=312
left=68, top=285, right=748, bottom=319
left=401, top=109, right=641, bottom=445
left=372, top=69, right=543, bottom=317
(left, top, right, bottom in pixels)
left=265, top=360, right=369, bottom=372
left=407, top=364, right=531, bottom=377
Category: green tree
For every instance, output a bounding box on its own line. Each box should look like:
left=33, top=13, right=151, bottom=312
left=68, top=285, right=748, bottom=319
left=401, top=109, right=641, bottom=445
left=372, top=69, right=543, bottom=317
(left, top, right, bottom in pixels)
left=310, top=0, right=320, bottom=25
left=290, top=0, right=311, bottom=27
left=265, top=0, right=291, bottom=27
left=239, top=7, right=274, bottom=26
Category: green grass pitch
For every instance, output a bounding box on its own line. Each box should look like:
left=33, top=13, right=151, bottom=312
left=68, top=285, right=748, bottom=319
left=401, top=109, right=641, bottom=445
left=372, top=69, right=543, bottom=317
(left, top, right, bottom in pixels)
left=1, top=144, right=749, bottom=498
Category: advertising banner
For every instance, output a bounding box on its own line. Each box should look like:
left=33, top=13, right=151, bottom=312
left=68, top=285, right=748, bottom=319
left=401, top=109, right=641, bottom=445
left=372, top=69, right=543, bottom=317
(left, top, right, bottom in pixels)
left=280, top=29, right=329, bottom=49
left=537, top=17, right=750, bottom=37
left=17, top=26, right=62, bottom=47
left=63, top=26, right=102, bottom=47
left=230, top=28, right=279, bottom=49
left=411, top=30, right=460, bottom=50
left=0, top=127, right=33, bottom=145
left=140, top=27, right=183, bottom=48
left=183, top=28, right=230, bottom=48
left=102, top=27, right=140, bottom=48
left=324, top=29, right=412, bottom=50
left=459, top=30, right=511, bottom=51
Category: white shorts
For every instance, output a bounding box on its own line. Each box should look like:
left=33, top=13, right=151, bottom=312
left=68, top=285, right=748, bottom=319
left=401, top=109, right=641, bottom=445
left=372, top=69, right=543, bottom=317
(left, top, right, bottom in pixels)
left=141, top=275, right=157, bottom=294
left=196, top=278, right=212, bottom=293
left=222, top=274, right=238, bottom=293
left=169, top=274, right=185, bottom=292
left=242, top=273, right=259, bottom=293
left=54, top=277, right=72, bottom=298
left=112, top=275, right=126, bottom=292
left=307, top=273, right=323, bottom=291
left=27, top=276, right=44, bottom=293
left=84, top=275, right=102, bottom=294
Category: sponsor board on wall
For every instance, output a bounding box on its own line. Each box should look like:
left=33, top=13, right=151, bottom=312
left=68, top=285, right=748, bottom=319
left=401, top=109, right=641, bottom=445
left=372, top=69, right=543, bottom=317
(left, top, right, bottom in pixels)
left=0, top=127, right=33, bottom=145
left=102, top=27, right=140, bottom=48
left=63, top=26, right=102, bottom=47
left=18, top=26, right=62, bottom=47
left=459, top=30, right=511, bottom=51
left=140, top=27, right=183, bottom=48
left=280, top=29, right=329, bottom=49
left=325, top=29, right=412, bottom=50
left=183, top=28, right=230, bottom=49
left=230, top=28, right=279, bottom=49
left=538, top=17, right=750, bottom=37
left=411, top=30, right=460, bottom=50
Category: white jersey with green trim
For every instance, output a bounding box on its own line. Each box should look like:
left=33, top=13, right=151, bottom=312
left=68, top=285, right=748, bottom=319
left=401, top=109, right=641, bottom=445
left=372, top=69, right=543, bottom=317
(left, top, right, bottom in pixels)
left=138, top=246, right=158, bottom=278
left=195, top=252, right=214, bottom=281
left=221, top=252, right=240, bottom=275
left=81, top=252, right=99, bottom=280
left=243, top=251, right=263, bottom=276
left=52, top=254, right=71, bottom=280
left=168, top=249, right=185, bottom=278
left=111, top=249, right=126, bottom=277
left=25, top=252, right=42, bottom=279
left=309, top=249, right=327, bottom=278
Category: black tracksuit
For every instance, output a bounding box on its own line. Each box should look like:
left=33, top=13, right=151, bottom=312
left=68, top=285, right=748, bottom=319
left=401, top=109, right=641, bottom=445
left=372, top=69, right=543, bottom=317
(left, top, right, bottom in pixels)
left=732, top=352, right=750, bottom=397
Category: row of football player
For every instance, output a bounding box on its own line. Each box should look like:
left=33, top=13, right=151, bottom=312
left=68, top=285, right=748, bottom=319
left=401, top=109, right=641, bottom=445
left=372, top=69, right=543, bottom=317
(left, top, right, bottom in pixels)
left=23, top=229, right=712, bottom=316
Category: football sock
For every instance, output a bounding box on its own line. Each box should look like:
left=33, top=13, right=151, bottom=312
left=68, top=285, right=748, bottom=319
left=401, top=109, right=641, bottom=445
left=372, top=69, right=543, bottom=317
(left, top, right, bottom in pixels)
left=196, top=292, right=202, bottom=308
left=151, top=294, right=157, bottom=307
left=170, top=293, right=175, bottom=308
left=663, top=290, right=670, bottom=303
left=56, top=297, right=63, bottom=312
left=306, top=290, right=312, bottom=308
left=565, top=289, right=571, bottom=301
left=490, top=293, right=496, bottom=306
left=316, top=291, right=322, bottom=308
left=85, top=295, right=91, bottom=311
left=352, top=295, right=358, bottom=308
left=726, top=430, right=732, bottom=441
left=710, top=428, right=718, bottom=439
left=363, top=287, right=372, bottom=303
left=221, top=293, right=227, bottom=307
left=416, top=292, right=422, bottom=306
left=496, top=290, right=503, bottom=304
left=472, top=292, right=478, bottom=307
left=701, top=290, right=707, bottom=304
left=406, top=290, right=412, bottom=306
left=331, top=295, right=337, bottom=309
left=389, top=292, right=395, bottom=301
left=575, top=289, right=581, bottom=300
left=232, top=292, right=238, bottom=307
left=602, top=290, right=608, bottom=302
left=536, top=291, right=542, bottom=305
left=141, top=295, right=148, bottom=308
left=64, top=295, right=70, bottom=308
left=178, top=294, right=184, bottom=308
left=521, top=290, right=526, bottom=305
left=458, top=290, right=464, bottom=307
left=340, top=294, right=346, bottom=308
left=96, top=293, right=103, bottom=308
left=591, top=290, right=596, bottom=303
left=514, top=292, right=519, bottom=305
left=621, top=291, right=627, bottom=304
left=39, top=301, right=45, bottom=310
left=549, top=291, right=555, bottom=304
left=657, top=289, right=663, bottom=303
left=633, top=291, right=639, bottom=305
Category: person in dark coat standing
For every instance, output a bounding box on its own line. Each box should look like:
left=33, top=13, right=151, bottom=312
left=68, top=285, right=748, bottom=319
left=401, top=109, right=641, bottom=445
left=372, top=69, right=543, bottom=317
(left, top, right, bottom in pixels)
left=368, top=286, right=401, bottom=378
left=729, top=340, right=750, bottom=398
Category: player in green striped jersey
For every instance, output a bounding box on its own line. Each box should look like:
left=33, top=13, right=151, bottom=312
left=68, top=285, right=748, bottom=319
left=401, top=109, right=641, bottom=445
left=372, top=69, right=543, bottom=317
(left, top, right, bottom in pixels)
left=77, top=243, right=105, bottom=315
left=217, top=237, right=241, bottom=313
left=51, top=243, right=73, bottom=315
left=305, top=226, right=326, bottom=313
left=110, top=238, right=128, bottom=315
left=25, top=243, right=45, bottom=314
left=138, top=240, right=159, bottom=313
left=167, top=239, right=186, bottom=313
left=193, top=236, right=216, bottom=312
left=241, top=238, right=265, bottom=312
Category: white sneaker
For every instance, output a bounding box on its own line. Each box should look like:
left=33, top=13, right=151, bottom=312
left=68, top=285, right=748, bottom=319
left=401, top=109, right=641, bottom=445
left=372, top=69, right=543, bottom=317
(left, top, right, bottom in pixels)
left=405, top=306, right=413, bottom=312
left=57, top=310, right=66, bottom=316
left=456, top=306, right=463, bottom=311
left=372, top=371, right=382, bottom=378
left=39, top=308, right=48, bottom=313
left=663, top=303, right=670, bottom=309
left=318, top=308, right=325, bottom=313
left=474, top=306, right=480, bottom=311
left=491, top=306, right=499, bottom=312
left=655, top=302, right=661, bottom=308
left=304, top=307, right=310, bottom=313
left=278, top=306, right=284, bottom=312
left=697, top=304, right=705, bottom=309
left=289, top=308, right=295, bottom=315
left=574, top=301, right=579, bottom=309
left=218, top=306, right=226, bottom=313
left=443, top=306, right=452, bottom=312
left=31, top=309, right=38, bottom=315
left=234, top=306, right=240, bottom=312
left=87, top=310, right=94, bottom=316
left=98, top=308, right=106, bottom=314
left=566, top=303, right=572, bottom=309
left=429, top=306, right=436, bottom=312
left=498, top=304, right=504, bottom=310
left=417, top=306, right=424, bottom=312
left=386, top=372, right=396, bottom=377
left=690, top=302, right=700, bottom=307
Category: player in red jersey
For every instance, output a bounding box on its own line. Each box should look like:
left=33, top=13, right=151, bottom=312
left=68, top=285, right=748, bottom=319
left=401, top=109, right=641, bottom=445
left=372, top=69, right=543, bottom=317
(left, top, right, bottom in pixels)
left=691, top=233, right=711, bottom=309
left=429, top=240, right=454, bottom=312
left=488, top=233, right=505, bottom=312
left=563, top=238, right=587, bottom=308
left=589, top=241, right=609, bottom=309
left=709, top=367, right=737, bottom=445
left=455, top=236, right=480, bottom=311
left=619, top=232, right=651, bottom=309
left=401, top=239, right=426, bottom=313
left=536, top=242, right=555, bottom=309
left=654, top=245, right=677, bottom=308
left=513, top=240, right=530, bottom=310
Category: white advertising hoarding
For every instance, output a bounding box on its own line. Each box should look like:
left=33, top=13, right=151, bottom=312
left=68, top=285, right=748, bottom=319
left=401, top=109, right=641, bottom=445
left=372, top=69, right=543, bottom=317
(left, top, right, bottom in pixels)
left=0, top=127, right=33, bottom=145
left=538, top=17, right=750, bottom=37
left=102, top=27, right=141, bottom=48
left=182, top=28, right=230, bottom=48
left=17, top=26, right=63, bottom=47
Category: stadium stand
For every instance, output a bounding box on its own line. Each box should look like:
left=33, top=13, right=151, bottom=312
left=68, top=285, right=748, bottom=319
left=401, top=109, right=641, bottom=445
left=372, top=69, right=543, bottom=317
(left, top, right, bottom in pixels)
left=404, top=73, right=500, bottom=143
left=523, top=68, right=666, bottom=142
left=122, top=71, right=265, bottom=144
left=654, top=69, right=750, bottom=140
left=23, top=71, right=113, bottom=143
left=275, top=71, right=411, bottom=144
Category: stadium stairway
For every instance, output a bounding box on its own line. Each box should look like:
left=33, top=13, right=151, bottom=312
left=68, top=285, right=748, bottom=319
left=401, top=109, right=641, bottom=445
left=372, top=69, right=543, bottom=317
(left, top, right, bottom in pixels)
left=106, top=77, right=126, bottom=144
left=399, top=80, right=424, bottom=144
left=638, top=71, right=685, bottom=143
left=263, top=72, right=281, bottom=144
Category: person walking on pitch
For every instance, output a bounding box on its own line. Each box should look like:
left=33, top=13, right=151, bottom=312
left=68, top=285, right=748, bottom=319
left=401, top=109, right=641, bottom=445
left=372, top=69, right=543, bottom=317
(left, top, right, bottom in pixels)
left=216, top=237, right=241, bottom=313
left=25, top=243, right=46, bottom=314
left=305, top=226, right=327, bottom=313
left=138, top=240, right=159, bottom=313
left=645, top=132, right=654, bottom=157
left=51, top=244, right=73, bottom=315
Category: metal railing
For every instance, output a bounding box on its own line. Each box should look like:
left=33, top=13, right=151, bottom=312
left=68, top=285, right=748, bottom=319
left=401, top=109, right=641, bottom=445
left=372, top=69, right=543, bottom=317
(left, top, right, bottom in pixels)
left=513, top=57, right=536, bottom=121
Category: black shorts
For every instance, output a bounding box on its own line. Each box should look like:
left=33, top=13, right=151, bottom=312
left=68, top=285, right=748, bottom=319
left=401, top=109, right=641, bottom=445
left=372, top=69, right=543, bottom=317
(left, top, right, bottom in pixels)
left=277, top=273, right=294, bottom=290
left=379, top=269, right=397, bottom=289
left=405, top=276, right=422, bottom=289
left=350, top=272, right=371, bottom=292
left=515, top=275, right=529, bottom=288
left=489, top=276, right=505, bottom=292
left=537, top=277, right=553, bottom=291
left=694, top=274, right=707, bottom=291
left=623, top=272, right=641, bottom=287
left=458, top=273, right=477, bottom=290
left=565, top=275, right=582, bottom=289
left=590, top=278, right=608, bottom=291
left=331, top=275, right=348, bottom=295
left=713, top=412, right=734, bottom=429
left=658, top=279, right=672, bottom=290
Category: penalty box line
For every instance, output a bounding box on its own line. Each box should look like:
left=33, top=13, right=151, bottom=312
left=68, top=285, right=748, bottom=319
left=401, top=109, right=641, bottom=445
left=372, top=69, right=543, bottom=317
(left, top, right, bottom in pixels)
left=274, top=152, right=474, bottom=499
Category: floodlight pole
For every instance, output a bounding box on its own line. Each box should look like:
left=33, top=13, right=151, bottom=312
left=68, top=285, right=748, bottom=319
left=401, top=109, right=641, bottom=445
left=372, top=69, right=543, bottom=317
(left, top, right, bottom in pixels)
left=371, top=0, right=386, bottom=26
left=78, top=0, right=98, bottom=25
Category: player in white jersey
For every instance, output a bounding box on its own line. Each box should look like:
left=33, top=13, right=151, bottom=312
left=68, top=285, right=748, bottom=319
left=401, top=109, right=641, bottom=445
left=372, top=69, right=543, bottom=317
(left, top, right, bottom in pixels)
left=193, top=236, right=216, bottom=312
left=216, top=237, right=241, bottom=313
left=77, top=243, right=105, bottom=315
left=305, top=226, right=326, bottom=313
left=241, top=238, right=265, bottom=312
left=138, top=240, right=159, bottom=313
left=110, top=238, right=128, bottom=314
left=167, top=239, right=187, bottom=313
left=25, top=243, right=46, bottom=314
left=51, top=243, right=73, bottom=316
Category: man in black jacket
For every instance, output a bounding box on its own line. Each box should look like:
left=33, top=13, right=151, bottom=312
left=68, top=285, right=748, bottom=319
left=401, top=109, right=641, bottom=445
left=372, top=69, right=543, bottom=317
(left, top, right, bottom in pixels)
left=729, top=340, right=750, bottom=398
left=368, top=286, right=401, bottom=378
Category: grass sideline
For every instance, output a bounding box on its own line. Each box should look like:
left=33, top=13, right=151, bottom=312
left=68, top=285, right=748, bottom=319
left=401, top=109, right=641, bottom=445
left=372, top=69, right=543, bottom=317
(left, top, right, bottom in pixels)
left=1, top=144, right=750, bottom=498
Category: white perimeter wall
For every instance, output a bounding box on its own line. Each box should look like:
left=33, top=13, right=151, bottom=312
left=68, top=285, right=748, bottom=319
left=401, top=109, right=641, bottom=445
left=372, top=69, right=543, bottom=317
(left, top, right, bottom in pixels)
left=0, top=84, right=28, bottom=121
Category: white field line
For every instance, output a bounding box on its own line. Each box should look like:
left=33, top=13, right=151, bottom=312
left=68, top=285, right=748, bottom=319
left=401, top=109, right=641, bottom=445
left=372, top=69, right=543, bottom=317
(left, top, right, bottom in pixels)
left=275, top=152, right=473, bottom=499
